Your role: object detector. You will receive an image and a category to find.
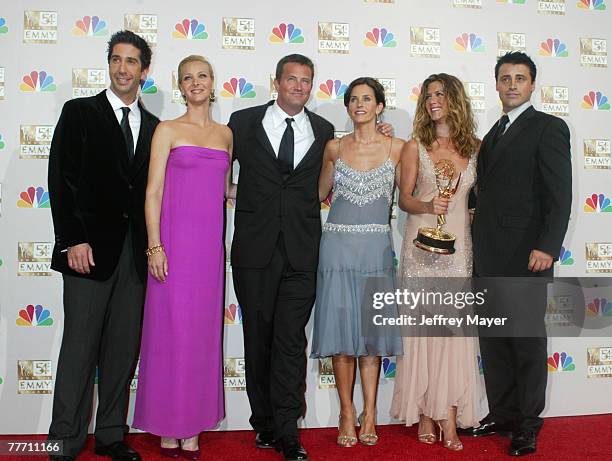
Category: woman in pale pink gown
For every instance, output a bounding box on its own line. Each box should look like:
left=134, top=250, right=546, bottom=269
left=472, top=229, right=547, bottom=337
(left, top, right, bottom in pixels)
left=390, top=73, right=482, bottom=451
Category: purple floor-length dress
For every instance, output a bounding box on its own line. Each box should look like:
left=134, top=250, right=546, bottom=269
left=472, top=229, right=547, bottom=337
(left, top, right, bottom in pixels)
left=133, top=146, right=228, bottom=438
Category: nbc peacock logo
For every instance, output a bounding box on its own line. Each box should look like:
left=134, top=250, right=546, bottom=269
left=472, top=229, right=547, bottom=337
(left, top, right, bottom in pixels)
left=269, top=23, right=304, bottom=44
left=173, top=19, right=208, bottom=40
left=382, top=357, right=396, bottom=379
left=454, top=33, right=485, bottom=52
left=498, top=0, right=526, bottom=3
left=140, top=77, right=157, bottom=94
left=582, top=91, right=610, bottom=110
left=539, top=38, right=568, bottom=57
left=559, top=246, right=575, bottom=265
left=316, top=79, right=348, bottom=100
left=547, top=352, right=576, bottom=372
left=577, top=0, right=607, bottom=10
left=0, top=133, right=5, bottom=150
left=586, top=298, right=612, bottom=317
left=410, top=84, right=422, bottom=102
left=20, top=71, right=56, bottom=92
left=0, top=17, right=8, bottom=34
left=221, top=77, right=256, bottom=98
left=72, top=15, right=109, bottom=37
left=584, top=193, right=612, bottom=212
left=224, top=303, right=243, bottom=325
left=363, top=27, right=397, bottom=48
left=17, top=186, right=50, bottom=208
left=16, top=304, right=54, bottom=327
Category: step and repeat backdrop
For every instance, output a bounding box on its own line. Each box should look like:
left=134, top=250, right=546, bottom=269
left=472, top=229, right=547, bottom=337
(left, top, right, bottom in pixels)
left=0, top=0, right=611, bottom=434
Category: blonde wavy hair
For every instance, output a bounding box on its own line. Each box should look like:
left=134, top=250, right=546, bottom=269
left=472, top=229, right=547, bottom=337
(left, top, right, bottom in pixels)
left=412, top=73, right=478, bottom=158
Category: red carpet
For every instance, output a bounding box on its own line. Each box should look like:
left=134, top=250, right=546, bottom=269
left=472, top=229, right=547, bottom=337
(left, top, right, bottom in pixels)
left=2, top=414, right=610, bottom=460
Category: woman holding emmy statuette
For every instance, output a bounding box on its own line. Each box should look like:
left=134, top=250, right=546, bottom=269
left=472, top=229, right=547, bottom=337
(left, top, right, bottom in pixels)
left=133, top=55, right=235, bottom=460
left=390, top=74, right=482, bottom=451
left=311, top=77, right=404, bottom=448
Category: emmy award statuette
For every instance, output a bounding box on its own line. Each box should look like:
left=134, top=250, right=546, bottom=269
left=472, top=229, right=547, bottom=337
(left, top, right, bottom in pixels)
left=414, top=159, right=461, bottom=254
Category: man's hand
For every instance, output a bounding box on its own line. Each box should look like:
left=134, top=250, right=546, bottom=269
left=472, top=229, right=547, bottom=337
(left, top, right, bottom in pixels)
left=376, top=121, right=394, bottom=137
left=528, top=249, right=553, bottom=273
left=67, top=243, right=95, bottom=274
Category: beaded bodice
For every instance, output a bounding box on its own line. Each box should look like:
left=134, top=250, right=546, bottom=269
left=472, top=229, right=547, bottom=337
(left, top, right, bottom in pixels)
left=323, top=157, right=395, bottom=233
left=332, top=157, right=395, bottom=207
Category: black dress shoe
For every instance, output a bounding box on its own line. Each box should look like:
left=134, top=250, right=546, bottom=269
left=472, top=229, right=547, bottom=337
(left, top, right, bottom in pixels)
left=458, top=420, right=514, bottom=437
left=509, top=431, right=537, bottom=456
left=255, top=431, right=275, bottom=449
left=275, top=436, right=308, bottom=461
left=94, top=441, right=142, bottom=461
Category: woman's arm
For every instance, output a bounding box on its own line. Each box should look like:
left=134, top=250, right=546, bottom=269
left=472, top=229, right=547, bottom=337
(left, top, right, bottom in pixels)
left=318, top=138, right=339, bottom=202
left=144, top=122, right=173, bottom=281
left=223, top=125, right=237, bottom=199
left=398, top=140, right=448, bottom=215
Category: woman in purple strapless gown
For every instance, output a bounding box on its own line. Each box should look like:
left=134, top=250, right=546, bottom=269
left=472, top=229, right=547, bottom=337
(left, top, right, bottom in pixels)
left=133, top=55, right=235, bottom=460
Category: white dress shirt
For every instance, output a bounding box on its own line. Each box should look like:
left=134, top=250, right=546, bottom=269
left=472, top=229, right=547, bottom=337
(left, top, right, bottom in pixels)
left=500, top=100, right=532, bottom=134
left=106, top=88, right=141, bottom=155
left=261, top=101, right=315, bottom=169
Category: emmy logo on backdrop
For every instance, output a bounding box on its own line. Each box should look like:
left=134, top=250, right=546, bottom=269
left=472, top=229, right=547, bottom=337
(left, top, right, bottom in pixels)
left=414, top=159, right=460, bottom=254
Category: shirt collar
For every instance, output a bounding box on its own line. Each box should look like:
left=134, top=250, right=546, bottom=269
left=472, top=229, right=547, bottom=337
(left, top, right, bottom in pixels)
left=271, top=101, right=307, bottom=133
left=106, top=88, right=140, bottom=117
left=505, top=100, right=532, bottom=126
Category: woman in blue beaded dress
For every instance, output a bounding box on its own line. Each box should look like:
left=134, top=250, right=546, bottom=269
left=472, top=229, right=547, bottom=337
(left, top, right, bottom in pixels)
left=311, top=77, right=404, bottom=447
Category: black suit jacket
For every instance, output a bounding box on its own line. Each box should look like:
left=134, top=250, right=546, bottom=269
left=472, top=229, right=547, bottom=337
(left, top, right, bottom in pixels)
left=472, top=105, right=572, bottom=276
left=48, top=90, right=159, bottom=281
left=228, top=101, right=334, bottom=271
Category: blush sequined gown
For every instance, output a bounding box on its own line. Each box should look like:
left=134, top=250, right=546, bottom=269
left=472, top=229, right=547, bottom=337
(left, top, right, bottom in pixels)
left=390, top=142, right=481, bottom=428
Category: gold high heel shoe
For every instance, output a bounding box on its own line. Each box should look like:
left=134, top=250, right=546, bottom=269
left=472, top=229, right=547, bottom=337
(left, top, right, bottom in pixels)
left=417, top=417, right=436, bottom=445
left=357, top=412, right=379, bottom=446
left=337, top=411, right=357, bottom=447
left=437, top=421, right=463, bottom=451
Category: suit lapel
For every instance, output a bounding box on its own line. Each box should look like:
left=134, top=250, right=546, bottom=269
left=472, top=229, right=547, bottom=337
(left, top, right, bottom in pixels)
left=255, top=101, right=277, bottom=161
left=96, top=91, right=130, bottom=179
left=130, top=102, right=153, bottom=178
left=484, top=106, right=536, bottom=178
left=478, top=123, right=497, bottom=178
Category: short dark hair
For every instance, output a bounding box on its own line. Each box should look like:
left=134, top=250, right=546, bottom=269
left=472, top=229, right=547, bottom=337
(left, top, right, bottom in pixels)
left=107, top=30, right=152, bottom=70
left=275, top=54, right=315, bottom=81
left=495, top=51, right=537, bottom=82
left=344, top=77, right=386, bottom=111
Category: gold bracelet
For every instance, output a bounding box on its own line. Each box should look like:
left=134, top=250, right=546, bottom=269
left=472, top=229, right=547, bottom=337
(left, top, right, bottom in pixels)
left=145, top=244, right=164, bottom=256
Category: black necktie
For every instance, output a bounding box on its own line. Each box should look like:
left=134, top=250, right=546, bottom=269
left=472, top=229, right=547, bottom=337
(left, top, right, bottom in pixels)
left=278, top=117, right=295, bottom=174
left=492, top=114, right=509, bottom=148
left=121, top=107, right=134, bottom=162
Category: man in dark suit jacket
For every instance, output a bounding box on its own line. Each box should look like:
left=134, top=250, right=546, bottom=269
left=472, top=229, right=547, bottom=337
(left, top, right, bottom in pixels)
left=227, top=54, right=334, bottom=461
left=47, top=31, right=159, bottom=461
left=467, top=52, right=572, bottom=456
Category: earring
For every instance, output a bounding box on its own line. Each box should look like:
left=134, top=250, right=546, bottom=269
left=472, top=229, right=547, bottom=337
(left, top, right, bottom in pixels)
left=209, top=89, right=216, bottom=103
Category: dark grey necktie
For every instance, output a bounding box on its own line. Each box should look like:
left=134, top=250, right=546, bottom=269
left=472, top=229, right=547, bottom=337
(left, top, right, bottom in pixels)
left=492, top=114, right=509, bottom=148
left=120, top=107, right=134, bottom=161
left=278, top=117, right=295, bottom=174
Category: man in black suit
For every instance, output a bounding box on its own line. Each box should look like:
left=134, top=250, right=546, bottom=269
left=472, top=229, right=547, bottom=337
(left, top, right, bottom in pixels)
left=47, top=31, right=159, bottom=461
left=227, top=54, right=334, bottom=461
left=467, top=52, right=572, bottom=456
